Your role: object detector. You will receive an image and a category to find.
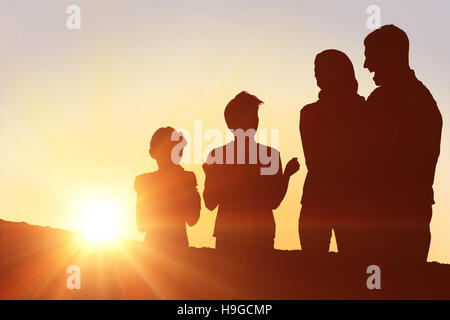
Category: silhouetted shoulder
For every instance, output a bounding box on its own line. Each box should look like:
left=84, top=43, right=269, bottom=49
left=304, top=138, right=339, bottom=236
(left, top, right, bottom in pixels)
left=204, top=143, right=233, bottom=166
left=208, top=145, right=227, bottom=159
left=300, top=102, right=321, bottom=128
left=415, top=79, right=440, bottom=109
left=257, top=143, right=280, bottom=158
left=366, top=86, right=383, bottom=103
left=414, top=81, right=443, bottom=132
left=181, top=170, right=198, bottom=187
left=300, top=101, right=319, bottom=116
left=134, top=172, right=156, bottom=193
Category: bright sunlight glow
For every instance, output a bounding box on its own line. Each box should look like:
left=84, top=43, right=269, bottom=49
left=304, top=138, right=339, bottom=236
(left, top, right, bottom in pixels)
left=81, top=201, right=120, bottom=244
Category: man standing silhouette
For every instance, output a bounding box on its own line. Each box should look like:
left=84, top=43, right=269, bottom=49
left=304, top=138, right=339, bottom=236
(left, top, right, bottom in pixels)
left=364, top=25, right=442, bottom=263
left=203, top=91, right=299, bottom=258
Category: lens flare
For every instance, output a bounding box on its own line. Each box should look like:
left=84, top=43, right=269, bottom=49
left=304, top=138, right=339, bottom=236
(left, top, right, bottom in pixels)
left=81, top=201, right=120, bottom=243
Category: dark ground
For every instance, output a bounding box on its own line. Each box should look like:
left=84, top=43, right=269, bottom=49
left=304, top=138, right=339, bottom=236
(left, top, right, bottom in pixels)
left=0, top=219, right=449, bottom=299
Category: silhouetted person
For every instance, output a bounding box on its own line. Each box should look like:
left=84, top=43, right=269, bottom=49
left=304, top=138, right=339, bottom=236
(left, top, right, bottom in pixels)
left=364, top=25, right=442, bottom=263
left=134, top=127, right=201, bottom=253
left=203, top=91, right=300, bottom=257
left=299, top=50, right=367, bottom=256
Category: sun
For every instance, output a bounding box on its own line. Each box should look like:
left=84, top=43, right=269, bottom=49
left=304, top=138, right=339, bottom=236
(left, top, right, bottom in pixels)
left=81, top=201, right=120, bottom=244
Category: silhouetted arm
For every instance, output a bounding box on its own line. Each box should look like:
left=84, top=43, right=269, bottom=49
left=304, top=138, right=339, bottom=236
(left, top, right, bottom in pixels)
left=272, top=157, right=300, bottom=209
left=185, top=172, right=201, bottom=226
left=429, top=110, right=443, bottom=166
left=135, top=194, right=149, bottom=233
left=412, top=97, right=443, bottom=190
left=202, top=161, right=220, bottom=211
left=134, top=176, right=150, bottom=233
left=419, top=95, right=443, bottom=168
left=300, top=107, right=314, bottom=170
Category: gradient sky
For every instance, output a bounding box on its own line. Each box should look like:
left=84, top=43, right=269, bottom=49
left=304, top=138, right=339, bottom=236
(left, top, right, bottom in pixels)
left=0, top=0, right=449, bottom=262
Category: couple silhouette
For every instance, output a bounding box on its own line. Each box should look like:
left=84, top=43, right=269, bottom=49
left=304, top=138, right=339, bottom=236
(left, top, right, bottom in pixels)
left=134, top=25, right=442, bottom=265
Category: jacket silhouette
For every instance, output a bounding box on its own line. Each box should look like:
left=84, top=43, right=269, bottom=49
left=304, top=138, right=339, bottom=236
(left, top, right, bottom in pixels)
left=363, top=25, right=442, bottom=262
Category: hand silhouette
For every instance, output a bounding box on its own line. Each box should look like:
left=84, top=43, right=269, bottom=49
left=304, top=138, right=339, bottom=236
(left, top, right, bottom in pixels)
left=285, top=157, right=300, bottom=177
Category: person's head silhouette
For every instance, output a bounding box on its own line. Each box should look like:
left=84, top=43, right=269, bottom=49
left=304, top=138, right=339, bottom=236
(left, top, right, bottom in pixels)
left=149, top=126, right=186, bottom=168
left=314, top=49, right=358, bottom=95
left=364, top=24, right=410, bottom=86
left=224, top=91, right=263, bottom=137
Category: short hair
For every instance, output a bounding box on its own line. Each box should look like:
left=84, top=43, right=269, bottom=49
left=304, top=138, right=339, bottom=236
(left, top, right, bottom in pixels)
left=364, top=24, right=409, bottom=62
left=224, top=91, right=263, bottom=130
left=149, top=126, right=185, bottom=159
